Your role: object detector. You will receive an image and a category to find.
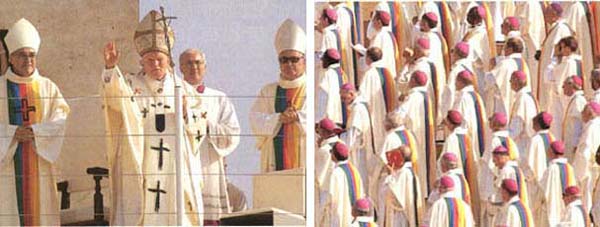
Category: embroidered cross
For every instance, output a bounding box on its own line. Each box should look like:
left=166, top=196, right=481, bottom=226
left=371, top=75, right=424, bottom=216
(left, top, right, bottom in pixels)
left=150, top=138, right=170, bottom=170
left=147, top=181, right=167, bottom=212
left=195, top=130, right=202, bottom=142
left=12, top=98, right=36, bottom=122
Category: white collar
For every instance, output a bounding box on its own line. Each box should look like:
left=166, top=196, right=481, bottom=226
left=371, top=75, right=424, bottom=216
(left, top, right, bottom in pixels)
left=441, top=191, right=456, bottom=198
left=336, top=160, right=349, bottom=166
left=507, top=196, right=520, bottom=205
left=327, top=63, right=341, bottom=69
left=516, top=86, right=532, bottom=94
left=493, top=130, right=509, bottom=137
left=320, top=136, right=340, bottom=147
left=325, top=24, right=337, bottom=32
left=453, top=58, right=471, bottom=67
left=506, top=30, right=521, bottom=39
left=353, top=216, right=375, bottom=223
left=369, top=60, right=385, bottom=69
left=447, top=168, right=463, bottom=175
left=569, top=90, right=585, bottom=98
left=550, top=157, right=568, bottom=164
left=393, top=125, right=406, bottom=132
left=594, top=89, right=600, bottom=95
left=507, top=53, right=523, bottom=59
left=409, top=86, right=428, bottom=93
left=6, top=68, right=41, bottom=83
left=453, top=126, right=468, bottom=134
left=460, top=85, right=475, bottom=92
left=278, top=73, right=305, bottom=89
left=536, top=129, right=551, bottom=135
left=568, top=199, right=583, bottom=207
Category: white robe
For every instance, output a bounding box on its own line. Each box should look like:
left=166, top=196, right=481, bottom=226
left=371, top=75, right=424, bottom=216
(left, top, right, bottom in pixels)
left=480, top=130, right=520, bottom=201
left=592, top=89, right=600, bottom=103
left=344, top=98, right=372, bottom=194
left=379, top=163, right=423, bottom=227
left=321, top=24, right=340, bottom=54
left=514, top=1, right=546, bottom=91
left=538, top=19, right=573, bottom=110
left=562, top=199, right=590, bottom=227
left=423, top=191, right=474, bottom=227
left=463, top=24, right=493, bottom=81
left=398, top=86, right=436, bottom=194
left=524, top=130, right=554, bottom=183
left=541, top=157, right=577, bottom=227
left=250, top=74, right=306, bottom=172
left=187, top=84, right=241, bottom=221
left=441, top=58, right=474, bottom=118
left=439, top=127, right=471, bottom=174
left=316, top=136, right=340, bottom=192
left=427, top=169, right=471, bottom=206
left=319, top=63, right=345, bottom=125
left=573, top=117, right=600, bottom=212
left=101, top=67, right=203, bottom=226
left=0, top=70, right=70, bottom=226
left=413, top=30, right=447, bottom=75
left=350, top=216, right=377, bottom=227
left=453, top=85, right=487, bottom=163
left=494, top=196, right=534, bottom=227
left=370, top=29, right=397, bottom=77
left=561, top=90, right=587, bottom=161
left=397, top=56, right=441, bottom=114
left=483, top=53, right=531, bottom=116
left=509, top=86, right=538, bottom=153
left=326, top=160, right=366, bottom=227
left=547, top=54, right=582, bottom=137
left=335, top=4, right=358, bottom=86
left=564, top=2, right=594, bottom=98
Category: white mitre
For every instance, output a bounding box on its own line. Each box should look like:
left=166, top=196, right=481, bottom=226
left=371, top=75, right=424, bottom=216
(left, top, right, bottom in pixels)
left=274, top=19, right=306, bottom=55
left=5, top=18, right=41, bottom=54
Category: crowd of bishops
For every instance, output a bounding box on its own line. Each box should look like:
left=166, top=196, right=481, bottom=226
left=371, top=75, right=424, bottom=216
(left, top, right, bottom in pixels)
left=315, top=2, right=600, bottom=226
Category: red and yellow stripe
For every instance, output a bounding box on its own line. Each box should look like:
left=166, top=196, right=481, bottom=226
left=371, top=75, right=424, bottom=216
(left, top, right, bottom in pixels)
left=395, top=129, right=418, bottom=173
left=376, top=67, right=397, bottom=113
left=273, top=84, right=305, bottom=170
left=340, top=162, right=363, bottom=205
left=445, top=197, right=467, bottom=227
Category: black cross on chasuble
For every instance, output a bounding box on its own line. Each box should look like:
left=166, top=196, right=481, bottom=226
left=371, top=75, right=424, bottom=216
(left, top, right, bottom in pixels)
left=147, top=181, right=167, bottom=212
left=150, top=138, right=170, bottom=170
left=12, top=98, right=36, bottom=122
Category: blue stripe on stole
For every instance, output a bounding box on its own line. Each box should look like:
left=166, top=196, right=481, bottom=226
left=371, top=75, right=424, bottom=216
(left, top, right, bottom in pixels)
left=387, top=2, right=397, bottom=35
left=557, top=163, right=568, bottom=192
left=419, top=91, right=433, bottom=192
left=428, top=61, right=438, bottom=99
left=7, top=81, right=25, bottom=224
left=540, top=133, right=552, bottom=153
left=445, top=198, right=456, bottom=225
left=575, top=59, right=583, bottom=77
left=511, top=201, right=529, bottom=227
left=511, top=166, right=524, bottom=197
left=332, top=28, right=342, bottom=53
left=576, top=205, right=590, bottom=226
left=514, top=58, right=524, bottom=71
left=353, top=2, right=362, bottom=44
left=456, top=134, right=468, bottom=176
left=273, top=86, right=288, bottom=170
left=469, top=91, right=485, bottom=156
left=335, top=67, right=348, bottom=126
left=340, top=163, right=358, bottom=205
left=376, top=68, right=391, bottom=113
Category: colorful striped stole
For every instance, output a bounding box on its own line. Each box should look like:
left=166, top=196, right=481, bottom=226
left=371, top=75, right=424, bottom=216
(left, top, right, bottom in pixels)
left=376, top=67, right=396, bottom=113
left=556, top=162, right=577, bottom=192
left=576, top=204, right=591, bottom=226
left=539, top=132, right=555, bottom=157
left=7, top=80, right=43, bottom=226
left=388, top=2, right=403, bottom=71
left=387, top=31, right=401, bottom=73
left=273, top=84, right=305, bottom=170
left=342, top=3, right=360, bottom=88
left=456, top=134, right=473, bottom=180
left=498, top=136, right=519, bottom=161
left=339, top=162, right=363, bottom=205
left=428, top=61, right=440, bottom=111
left=478, top=2, right=497, bottom=57
left=419, top=91, right=435, bottom=193
left=358, top=221, right=376, bottom=227
left=511, top=165, right=529, bottom=206
left=453, top=173, right=472, bottom=204
left=510, top=200, right=534, bottom=227
left=444, top=197, right=467, bottom=227
left=437, top=1, right=454, bottom=52
left=395, top=129, right=418, bottom=172
left=468, top=91, right=486, bottom=156
left=334, top=66, right=349, bottom=126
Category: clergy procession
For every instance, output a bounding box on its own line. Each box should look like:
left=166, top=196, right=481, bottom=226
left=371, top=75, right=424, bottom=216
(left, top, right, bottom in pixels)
left=0, top=5, right=307, bottom=226
left=316, top=2, right=600, bottom=227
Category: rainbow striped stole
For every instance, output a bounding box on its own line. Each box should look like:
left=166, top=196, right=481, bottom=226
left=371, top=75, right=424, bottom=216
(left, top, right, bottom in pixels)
left=419, top=91, right=435, bottom=193
left=428, top=61, right=440, bottom=110
left=468, top=91, right=486, bottom=156
left=510, top=165, right=529, bottom=206
left=342, top=3, right=360, bottom=88
left=456, top=134, right=473, bottom=179
left=7, top=80, right=43, bottom=226
left=387, top=31, right=401, bottom=72
left=498, top=136, right=519, bottom=161
left=556, top=162, right=577, bottom=192
left=376, top=67, right=396, bottom=113
left=453, top=173, right=472, bottom=204
left=358, top=221, right=376, bottom=227
left=335, top=67, right=349, bottom=127
left=437, top=1, right=454, bottom=53
left=395, top=129, right=418, bottom=172
left=576, top=204, right=591, bottom=226
left=388, top=2, right=403, bottom=70
left=273, top=84, right=305, bottom=170
left=510, top=200, right=533, bottom=227
left=478, top=2, right=497, bottom=57
left=539, top=132, right=555, bottom=157
left=339, top=162, right=363, bottom=205
left=444, top=197, right=467, bottom=227
left=332, top=28, right=350, bottom=83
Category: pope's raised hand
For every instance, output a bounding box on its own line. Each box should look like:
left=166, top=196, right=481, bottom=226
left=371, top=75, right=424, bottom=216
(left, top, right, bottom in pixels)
left=104, top=41, right=119, bottom=69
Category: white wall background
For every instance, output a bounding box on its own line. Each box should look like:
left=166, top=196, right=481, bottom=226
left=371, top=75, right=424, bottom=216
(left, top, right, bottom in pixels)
left=139, top=0, right=306, bottom=208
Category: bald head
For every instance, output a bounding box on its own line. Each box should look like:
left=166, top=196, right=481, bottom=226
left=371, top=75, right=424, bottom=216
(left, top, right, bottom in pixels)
left=179, top=48, right=207, bottom=85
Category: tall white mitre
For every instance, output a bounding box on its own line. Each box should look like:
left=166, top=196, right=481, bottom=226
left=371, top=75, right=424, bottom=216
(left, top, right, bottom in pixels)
left=274, top=18, right=306, bottom=54
left=4, top=18, right=41, bottom=54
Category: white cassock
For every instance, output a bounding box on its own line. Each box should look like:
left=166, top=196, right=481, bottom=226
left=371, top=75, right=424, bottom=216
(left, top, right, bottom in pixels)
left=439, top=126, right=471, bottom=174
left=573, top=117, right=600, bottom=212
left=413, top=30, right=447, bottom=74
left=350, top=216, right=377, bottom=227
left=547, top=54, right=582, bottom=137
left=483, top=161, right=525, bottom=227
left=379, top=163, right=423, bottom=227
left=370, top=29, right=397, bottom=77
left=187, top=84, right=241, bottom=221
left=428, top=169, right=472, bottom=206
left=423, top=191, right=474, bottom=227
left=592, top=89, right=600, bottom=103
left=493, top=196, right=534, bottom=227
left=250, top=74, right=306, bottom=172
left=483, top=53, right=532, bottom=117
left=335, top=3, right=359, bottom=86
left=397, top=56, right=445, bottom=123
left=344, top=97, right=373, bottom=194
left=441, top=58, right=474, bottom=117
left=561, top=90, right=587, bottom=161
left=564, top=2, right=594, bottom=97
left=537, top=18, right=573, bottom=110
left=101, top=67, right=203, bottom=226
left=321, top=23, right=340, bottom=53
left=463, top=23, right=493, bottom=83
left=326, top=160, right=366, bottom=227
left=540, top=157, right=578, bottom=227
left=452, top=85, right=487, bottom=164
left=316, top=135, right=340, bottom=225
left=480, top=130, right=520, bottom=202
left=358, top=60, right=396, bottom=169
left=508, top=86, right=538, bottom=152
left=514, top=1, right=546, bottom=91
left=523, top=129, right=555, bottom=222
left=562, top=199, right=590, bottom=227
left=319, top=63, right=346, bottom=125
left=398, top=86, right=436, bottom=194
left=0, top=70, right=70, bottom=226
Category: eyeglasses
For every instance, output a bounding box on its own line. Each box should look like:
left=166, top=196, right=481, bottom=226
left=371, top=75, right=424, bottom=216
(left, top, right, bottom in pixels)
left=278, top=56, right=304, bottom=64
